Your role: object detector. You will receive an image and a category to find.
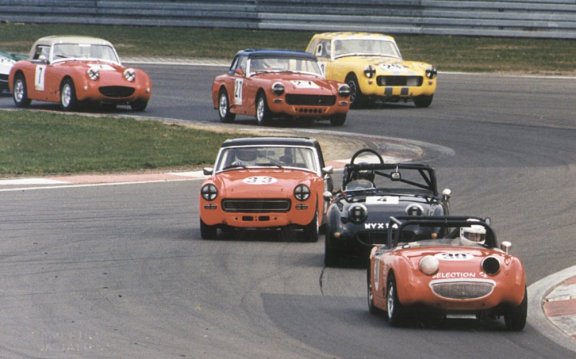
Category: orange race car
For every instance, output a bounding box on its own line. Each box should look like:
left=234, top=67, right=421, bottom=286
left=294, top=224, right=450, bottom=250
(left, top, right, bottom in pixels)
left=199, top=137, right=334, bottom=241
left=211, top=49, right=351, bottom=126
left=367, top=216, right=527, bottom=331
left=9, top=35, right=152, bottom=111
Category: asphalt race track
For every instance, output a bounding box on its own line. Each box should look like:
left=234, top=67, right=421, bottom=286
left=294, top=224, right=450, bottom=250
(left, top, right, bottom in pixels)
left=0, top=65, right=575, bottom=358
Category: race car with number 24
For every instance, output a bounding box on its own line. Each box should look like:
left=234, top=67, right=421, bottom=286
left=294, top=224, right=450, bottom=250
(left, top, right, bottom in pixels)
left=212, top=49, right=351, bottom=126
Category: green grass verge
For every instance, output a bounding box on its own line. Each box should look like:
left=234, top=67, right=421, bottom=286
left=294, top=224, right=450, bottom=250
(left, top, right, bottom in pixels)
left=1, top=23, right=575, bottom=74
left=0, top=111, right=239, bottom=176
left=1, top=23, right=574, bottom=176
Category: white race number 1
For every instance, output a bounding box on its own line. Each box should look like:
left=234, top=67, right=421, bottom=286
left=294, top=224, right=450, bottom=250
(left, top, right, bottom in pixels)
left=34, top=65, right=46, bottom=91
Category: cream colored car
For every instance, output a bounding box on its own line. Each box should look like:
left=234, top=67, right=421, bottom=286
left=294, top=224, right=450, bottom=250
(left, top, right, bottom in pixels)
left=305, top=32, right=437, bottom=108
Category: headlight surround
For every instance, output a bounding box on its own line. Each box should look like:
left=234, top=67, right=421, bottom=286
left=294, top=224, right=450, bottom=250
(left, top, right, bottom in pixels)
left=338, top=84, right=351, bottom=97
left=272, top=82, right=285, bottom=95
left=294, top=184, right=311, bottom=201
left=425, top=67, right=438, bottom=79
left=201, top=184, right=218, bottom=201
left=124, top=68, right=136, bottom=82
left=363, top=65, right=376, bottom=78
left=87, top=67, right=100, bottom=80
left=348, top=203, right=367, bottom=224
left=481, top=256, right=501, bottom=275
left=419, top=255, right=440, bottom=276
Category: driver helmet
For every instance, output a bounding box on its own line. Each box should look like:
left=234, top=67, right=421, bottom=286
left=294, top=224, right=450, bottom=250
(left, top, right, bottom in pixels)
left=460, top=223, right=486, bottom=244
left=235, top=148, right=257, bottom=162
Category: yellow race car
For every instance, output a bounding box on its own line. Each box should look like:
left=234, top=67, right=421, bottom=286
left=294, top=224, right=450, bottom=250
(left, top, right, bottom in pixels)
left=305, top=32, right=437, bottom=108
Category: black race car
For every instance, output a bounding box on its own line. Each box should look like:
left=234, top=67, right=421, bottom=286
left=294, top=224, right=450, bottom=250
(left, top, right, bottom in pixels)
left=324, top=149, right=452, bottom=266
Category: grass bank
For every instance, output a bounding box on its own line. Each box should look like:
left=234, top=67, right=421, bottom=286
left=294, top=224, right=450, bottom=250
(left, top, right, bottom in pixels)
left=1, top=23, right=575, bottom=75
left=1, top=23, right=574, bottom=176
left=0, top=111, right=239, bottom=176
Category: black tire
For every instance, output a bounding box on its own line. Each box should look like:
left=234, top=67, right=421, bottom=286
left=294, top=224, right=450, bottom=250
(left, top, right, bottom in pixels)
left=301, top=211, right=319, bottom=242
left=386, top=274, right=406, bottom=326
left=346, top=74, right=366, bottom=109
left=330, top=114, right=346, bottom=126
left=413, top=95, right=433, bottom=108
left=256, top=92, right=272, bottom=126
left=367, top=266, right=380, bottom=314
left=130, top=100, right=148, bottom=112
left=324, top=234, right=339, bottom=267
left=504, top=287, right=527, bottom=331
left=218, top=89, right=236, bottom=122
left=200, top=220, right=217, bottom=240
left=12, top=74, right=31, bottom=108
left=60, top=78, right=78, bottom=111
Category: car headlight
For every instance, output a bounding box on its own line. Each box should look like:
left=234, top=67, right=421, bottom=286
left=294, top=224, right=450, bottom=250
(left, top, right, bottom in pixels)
left=338, top=84, right=351, bottom=97
left=425, top=67, right=438, bottom=79
left=201, top=184, right=218, bottom=201
left=481, top=256, right=500, bottom=275
left=419, top=255, right=440, bottom=276
left=87, top=67, right=100, bottom=80
left=272, top=82, right=285, bottom=95
left=363, top=65, right=376, bottom=79
left=294, top=184, right=310, bottom=201
left=123, top=68, right=136, bottom=82
left=348, top=203, right=367, bottom=224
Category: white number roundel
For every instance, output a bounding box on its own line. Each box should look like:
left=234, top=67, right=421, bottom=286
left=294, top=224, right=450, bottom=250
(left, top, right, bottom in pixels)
left=243, top=176, right=277, bottom=185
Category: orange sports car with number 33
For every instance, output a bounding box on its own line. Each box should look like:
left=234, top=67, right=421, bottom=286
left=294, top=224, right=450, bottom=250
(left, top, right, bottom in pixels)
left=9, top=35, right=152, bottom=111
left=199, top=137, right=334, bottom=242
left=367, top=216, right=527, bottom=331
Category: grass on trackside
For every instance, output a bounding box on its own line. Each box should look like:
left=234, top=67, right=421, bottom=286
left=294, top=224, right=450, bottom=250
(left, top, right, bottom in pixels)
left=1, top=23, right=575, bottom=176
left=0, top=111, right=238, bottom=176
left=1, top=23, right=575, bottom=75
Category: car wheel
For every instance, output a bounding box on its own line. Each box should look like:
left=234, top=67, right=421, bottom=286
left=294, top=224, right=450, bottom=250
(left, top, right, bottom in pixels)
left=367, top=266, right=380, bottom=314
left=13, top=74, right=31, bottom=108
left=330, top=114, right=346, bottom=126
left=60, top=78, right=78, bottom=111
left=346, top=74, right=365, bottom=109
left=218, top=89, right=236, bottom=123
left=413, top=95, right=433, bottom=108
left=130, top=100, right=148, bottom=112
left=504, top=287, right=527, bottom=331
left=386, top=273, right=406, bottom=326
left=200, top=220, right=217, bottom=240
left=302, top=211, right=319, bottom=242
left=256, top=93, right=271, bottom=126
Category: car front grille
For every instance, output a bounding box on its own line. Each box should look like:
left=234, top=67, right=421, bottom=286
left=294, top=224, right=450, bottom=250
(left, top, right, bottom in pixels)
left=285, top=94, right=336, bottom=106
left=222, top=199, right=291, bottom=212
left=99, top=86, right=135, bottom=98
left=430, top=280, right=495, bottom=300
left=377, top=76, right=423, bottom=87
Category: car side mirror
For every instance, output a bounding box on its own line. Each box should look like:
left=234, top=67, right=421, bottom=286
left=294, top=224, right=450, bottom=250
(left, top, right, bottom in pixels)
left=322, top=166, right=333, bottom=175
left=390, top=171, right=401, bottom=181
left=442, top=188, right=452, bottom=201
left=202, top=167, right=213, bottom=176
left=500, top=241, right=512, bottom=254
left=323, top=191, right=333, bottom=201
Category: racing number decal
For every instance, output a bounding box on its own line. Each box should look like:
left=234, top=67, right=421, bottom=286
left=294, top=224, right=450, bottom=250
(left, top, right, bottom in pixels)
left=234, top=78, right=243, bottom=106
left=34, top=65, right=46, bottom=91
